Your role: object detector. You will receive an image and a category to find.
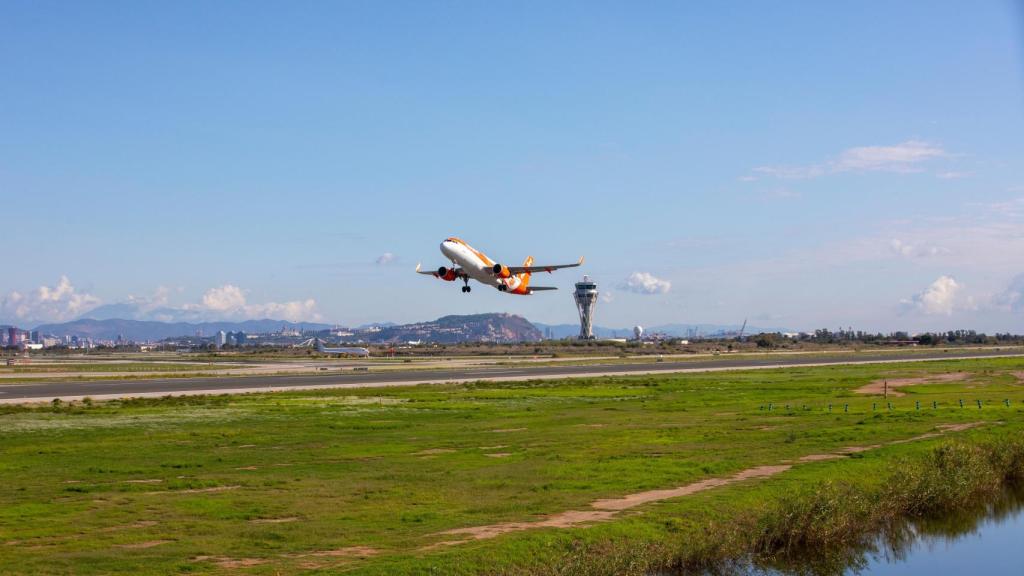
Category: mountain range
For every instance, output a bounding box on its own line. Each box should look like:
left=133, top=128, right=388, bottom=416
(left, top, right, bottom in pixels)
left=28, top=303, right=787, bottom=343
left=33, top=318, right=332, bottom=342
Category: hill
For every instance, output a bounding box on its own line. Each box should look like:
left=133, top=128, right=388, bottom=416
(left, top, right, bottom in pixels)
left=358, top=313, right=541, bottom=344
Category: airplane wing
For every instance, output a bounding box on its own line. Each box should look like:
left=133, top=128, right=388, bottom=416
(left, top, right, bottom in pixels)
left=415, top=263, right=464, bottom=277
left=505, top=256, right=584, bottom=275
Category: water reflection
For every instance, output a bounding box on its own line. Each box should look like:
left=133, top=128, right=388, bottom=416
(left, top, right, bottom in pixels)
left=701, top=485, right=1024, bottom=576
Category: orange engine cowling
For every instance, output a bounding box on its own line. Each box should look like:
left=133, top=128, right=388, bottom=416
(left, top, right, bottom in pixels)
left=437, top=266, right=458, bottom=281
left=492, top=263, right=512, bottom=279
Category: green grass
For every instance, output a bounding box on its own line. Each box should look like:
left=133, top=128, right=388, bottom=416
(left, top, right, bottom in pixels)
left=0, top=358, right=1022, bottom=574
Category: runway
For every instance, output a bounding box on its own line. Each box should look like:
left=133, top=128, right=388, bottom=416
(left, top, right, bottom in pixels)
left=1, top=348, right=1022, bottom=404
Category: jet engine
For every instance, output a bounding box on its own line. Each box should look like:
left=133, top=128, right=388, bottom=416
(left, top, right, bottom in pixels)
left=437, top=267, right=458, bottom=281
left=492, top=263, right=512, bottom=279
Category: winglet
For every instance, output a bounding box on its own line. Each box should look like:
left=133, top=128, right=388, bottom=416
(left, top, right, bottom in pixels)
left=415, top=263, right=422, bottom=273
left=578, top=256, right=585, bottom=265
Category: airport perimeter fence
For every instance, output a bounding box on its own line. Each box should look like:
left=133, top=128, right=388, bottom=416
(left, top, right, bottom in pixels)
left=757, top=398, right=1024, bottom=413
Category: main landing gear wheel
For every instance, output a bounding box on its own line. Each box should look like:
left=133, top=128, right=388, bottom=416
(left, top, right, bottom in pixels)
left=498, top=285, right=507, bottom=292
left=461, top=285, right=471, bottom=293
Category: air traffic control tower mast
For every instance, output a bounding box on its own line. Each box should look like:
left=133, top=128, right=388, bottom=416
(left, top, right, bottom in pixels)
left=574, top=276, right=598, bottom=340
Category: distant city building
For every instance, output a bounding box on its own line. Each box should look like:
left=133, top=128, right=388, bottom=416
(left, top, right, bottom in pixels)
left=225, top=332, right=237, bottom=346
left=574, top=276, right=599, bottom=340
left=234, top=331, right=246, bottom=346
left=215, top=330, right=227, bottom=348
left=633, top=326, right=644, bottom=341
left=8, top=327, right=21, bottom=347
left=30, top=330, right=40, bottom=343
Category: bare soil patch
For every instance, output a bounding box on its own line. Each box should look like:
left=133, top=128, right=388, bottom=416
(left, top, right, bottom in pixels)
left=491, top=427, right=527, bottom=433
left=148, top=485, right=240, bottom=495
left=414, top=448, right=456, bottom=456
left=251, top=517, right=299, bottom=524
left=116, top=540, right=172, bottom=549
left=485, top=453, right=511, bottom=458
left=798, top=454, right=843, bottom=462
left=195, top=556, right=267, bottom=569
left=298, top=547, right=379, bottom=558
left=855, top=372, right=970, bottom=397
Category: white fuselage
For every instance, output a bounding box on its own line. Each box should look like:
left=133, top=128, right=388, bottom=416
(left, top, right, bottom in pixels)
left=440, top=238, right=525, bottom=291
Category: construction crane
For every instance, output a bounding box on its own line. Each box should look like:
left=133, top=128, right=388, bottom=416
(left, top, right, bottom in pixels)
left=736, top=318, right=748, bottom=340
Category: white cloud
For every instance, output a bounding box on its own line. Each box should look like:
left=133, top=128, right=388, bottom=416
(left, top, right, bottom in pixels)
left=889, top=239, right=947, bottom=259
left=201, top=285, right=247, bottom=311
left=187, top=284, right=321, bottom=322
left=375, top=252, right=397, bottom=265
left=126, top=286, right=171, bottom=312
left=752, top=165, right=825, bottom=180
left=751, top=140, right=948, bottom=180
left=0, top=276, right=101, bottom=324
left=621, top=272, right=671, bottom=295
left=936, top=171, right=971, bottom=180
left=833, top=140, right=945, bottom=173
left=901, top=276, right=963, bottom=315
left=994, top=274, right=1024, bottom=312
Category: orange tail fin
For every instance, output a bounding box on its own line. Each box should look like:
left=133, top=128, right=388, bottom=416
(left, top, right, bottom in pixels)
left=517, top=256, right=534, bottom=288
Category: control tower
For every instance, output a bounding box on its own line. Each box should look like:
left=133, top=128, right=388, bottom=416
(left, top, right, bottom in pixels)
left=573, top=276, right=598, bottom=340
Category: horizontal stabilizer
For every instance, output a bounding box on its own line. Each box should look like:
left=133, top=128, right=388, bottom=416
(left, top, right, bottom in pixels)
left=529, top=286, right=558, bottom=291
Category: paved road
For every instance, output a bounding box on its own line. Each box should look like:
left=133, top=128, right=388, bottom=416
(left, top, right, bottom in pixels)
left=1, top=348, right=1022, bottom=403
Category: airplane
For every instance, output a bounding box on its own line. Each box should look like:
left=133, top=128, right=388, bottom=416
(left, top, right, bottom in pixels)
left=416, top=237, right=583, bottom=294
left=315, top=338, right=370, bottom=357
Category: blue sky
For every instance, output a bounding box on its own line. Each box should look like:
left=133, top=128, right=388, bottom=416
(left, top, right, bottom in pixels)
left=2, top=1, right=1023, bottom=332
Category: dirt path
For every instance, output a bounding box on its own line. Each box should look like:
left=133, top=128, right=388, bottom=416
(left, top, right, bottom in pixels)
left=854, top=372, right=971, bottom=397
left=424, top=422, right=986, bottom=549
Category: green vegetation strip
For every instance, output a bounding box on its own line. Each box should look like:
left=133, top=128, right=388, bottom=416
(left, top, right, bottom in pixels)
left=0, top=358, right=1022, bottom=575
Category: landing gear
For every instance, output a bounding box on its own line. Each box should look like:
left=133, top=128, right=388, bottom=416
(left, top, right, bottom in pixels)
left=461, top=278, right=471, bottom=293
left=498, top=284, right=507, bottom=292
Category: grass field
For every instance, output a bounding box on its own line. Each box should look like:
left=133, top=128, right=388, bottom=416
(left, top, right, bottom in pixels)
left=1, top=357, right=1022, bottom=574
left=0, top=363, right=219, bottom=374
